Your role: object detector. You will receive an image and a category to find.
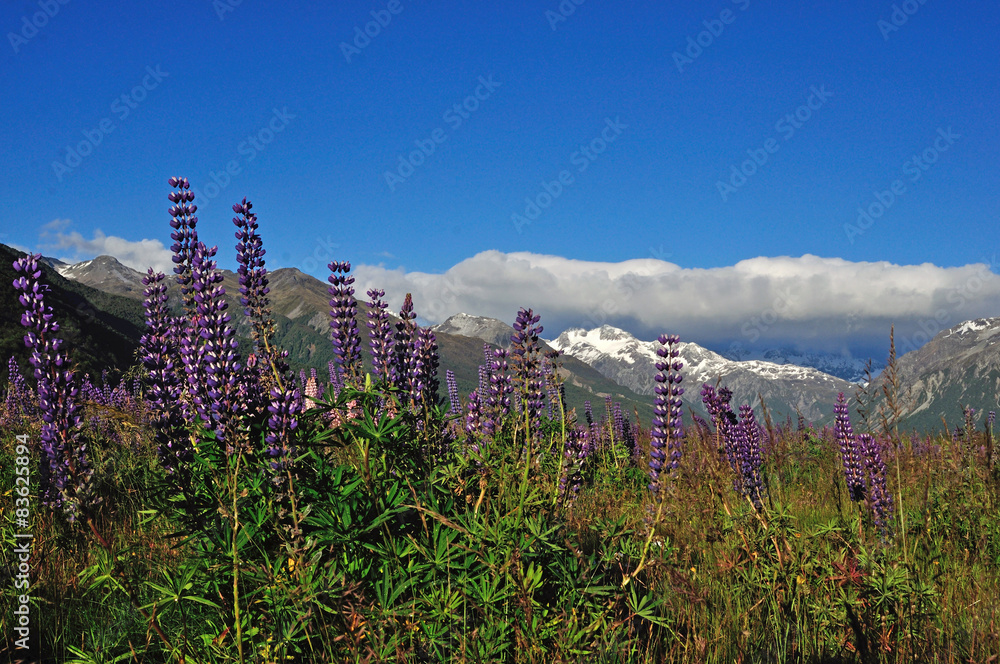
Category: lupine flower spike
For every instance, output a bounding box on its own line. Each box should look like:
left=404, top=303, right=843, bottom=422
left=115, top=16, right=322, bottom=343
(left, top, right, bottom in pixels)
left=834, top=393, right=865, bottom=502
left=180, top=242, right=243, bottom=454
left=140, top=269, right=192, bottom=475
left=366, top=288, right=394, bottom=383
left=168, top=176, right=199, bottom=314
left=13, top=253, right=97, bottom=523
left=648, top=334, right=684, bottom=500
left=328, top=261, right=362, bottom=379
left=859, top=433, right=893, bottom=538
left=627, top=333, right=683, bottom=588
left=233, top=198, right=275, bottom=354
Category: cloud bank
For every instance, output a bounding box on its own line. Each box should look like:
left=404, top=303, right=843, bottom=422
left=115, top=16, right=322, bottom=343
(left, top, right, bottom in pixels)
left=39, top=219, right=174, bottom=275
left=353, top=251, right=1000, bottom=357
left=26, top=222, right=1000, bottom=359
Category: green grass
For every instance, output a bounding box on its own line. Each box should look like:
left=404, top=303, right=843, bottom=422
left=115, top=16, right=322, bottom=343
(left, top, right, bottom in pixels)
left=3, top=386, right=1000, bottom=663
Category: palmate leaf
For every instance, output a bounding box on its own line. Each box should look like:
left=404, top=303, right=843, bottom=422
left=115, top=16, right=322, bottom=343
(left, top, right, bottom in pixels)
left=627, top=583, right=672, bottom=629
left=142, top=567, right=222, bottom=613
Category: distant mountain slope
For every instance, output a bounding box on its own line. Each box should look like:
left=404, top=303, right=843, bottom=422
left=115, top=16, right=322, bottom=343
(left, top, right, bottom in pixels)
left=50, top=256, right=654, bottom=423
left=433, top=313, right=517, bottom=349
left=49, top=253, right=337, bottom=371
left=884, top=317, right=1000, bottom=433
left=56, top=255, right=149, bottom=298
left=720, top=345, right=881, bottom=384
left=550, top=325, right=855, bottom=422
left=1, top=244, right=145, bottom=383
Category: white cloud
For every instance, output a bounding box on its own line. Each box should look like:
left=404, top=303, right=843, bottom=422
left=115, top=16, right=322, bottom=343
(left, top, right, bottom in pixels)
left=353, top=251, right=1000, bottom=357
left=38, top=220, right=174, bottom=274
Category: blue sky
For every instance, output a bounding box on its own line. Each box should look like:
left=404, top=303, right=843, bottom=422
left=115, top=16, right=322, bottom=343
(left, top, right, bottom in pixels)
left=3, top=1, right=999, bottom=357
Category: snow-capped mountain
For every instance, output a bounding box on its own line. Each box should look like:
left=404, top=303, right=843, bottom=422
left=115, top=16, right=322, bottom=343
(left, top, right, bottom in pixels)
left=549, top=325, right=856, bottom=422
left=718, top=345, right=882, bottom=384
left=884, top=317, right=1000, bottom=432
left=55, top=255, right=147, bottom=297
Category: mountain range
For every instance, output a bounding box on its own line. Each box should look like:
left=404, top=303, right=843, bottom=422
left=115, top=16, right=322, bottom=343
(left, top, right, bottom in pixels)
left=2, top=248, right=652, bottom=422
left=5, top=245, right=999, bottom=435
left=547, top=325, right=856, bottom=423
left=880, top=317, right=1000, bottom=434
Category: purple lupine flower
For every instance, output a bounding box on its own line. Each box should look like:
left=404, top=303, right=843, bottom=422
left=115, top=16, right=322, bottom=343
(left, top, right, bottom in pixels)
left=834, top=393, right=865, bottom=502
left=859, top=433, right=893, bottom=538
left=465, top=389, right=484, bottom=441
left=2, top=356, right=37, bottom=426
left=737, top=403, right=766, bottom=508
left=366, top=288, right=394, bottom=383
left=328, top=261, right=362, bottom=379
left=179, top=243, right=243, bottom=453
left=393, top=293, right=420, bottom=398
left=236, top=353, right=271, bottom=418
left=649, top=335, right=684, bottom=500
left=702, top=384, right=743, bottom=472
left=559, top=425, right=591, bottom=505
left=476, top=360, right=491, bottom=400
left=80, top=374, right=99, bottom=404
left=233, top=198, right=276, bottom=355
left=701, top=384, right=738, bottom=464
left=510, top=308, right=545, bottom=431
left=989, top=411, right=996, bottom=428
left=446, top=369, right=460, bottom=416
left=413, top=327, right=440, bottom=411
left=167, top=177, right=199, bottom=313
left=327, top=360, right=344, bottom=398
left=487, top=347, right=513, bottom=424
left=140, top=269, right=192, bottom=474
left=13, top=253, right=97, bottom=523
left=266, top=382, right=303, bottom=487
left=584, top=400, right=593, bottom=427
left=612, top=399, right=626, bottom=447
left=473, top=361, right=496, bottom=436
left=542, top=358, right=555, bottom=421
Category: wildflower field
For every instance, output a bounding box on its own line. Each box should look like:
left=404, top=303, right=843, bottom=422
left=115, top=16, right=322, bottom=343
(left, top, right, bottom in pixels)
left=3, top=179, right=1000, bottom=663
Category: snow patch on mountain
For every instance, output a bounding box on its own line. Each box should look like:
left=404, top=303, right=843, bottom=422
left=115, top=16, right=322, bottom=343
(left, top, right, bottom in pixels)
left=548, top=325, right=855, bottom=421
